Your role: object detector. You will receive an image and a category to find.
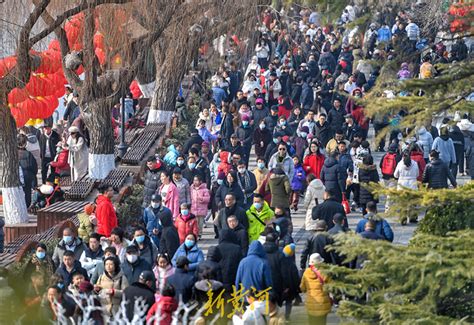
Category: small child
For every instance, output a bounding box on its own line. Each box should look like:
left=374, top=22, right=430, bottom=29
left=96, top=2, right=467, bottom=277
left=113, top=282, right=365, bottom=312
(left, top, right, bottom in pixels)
left=290, top=156, right=306, bottom=211
left=146, top=284, right=178, bottom=325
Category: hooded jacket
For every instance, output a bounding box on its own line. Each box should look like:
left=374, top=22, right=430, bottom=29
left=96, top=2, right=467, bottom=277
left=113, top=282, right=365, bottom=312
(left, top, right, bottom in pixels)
left=394, top=160, right=419, bottom=190
left=217, top=229, right=243, bottom=291
left=304, top=178, right=326, bottom=231
left=265, top=172, right=291, bottom=208
left=246, top=201, right=275, bottom=242
left=358, top=164, right=380, bottom=204
left=300, top=266, right=332, bottom=316
left=320, top=157, right=343, bottom=200
left=263, top=241, right=286, bottom=299
left=291, top=163, right=306, bottom=191
left=432, top=136, right=456, bottom=165
left=196, top=246, right=223, bottom=282
left=416, top=126, right=433, bottom=159
left=235, top=241, right=273, bottom=293
left=190, top=183, right=210, bottom=216
left=146, top=295, right=178, bottom=325
left=95, top=194, right=118, bottom=237
left=355, top=212, right=394, bottom=242
left=159, top=182, right=180, bottom=219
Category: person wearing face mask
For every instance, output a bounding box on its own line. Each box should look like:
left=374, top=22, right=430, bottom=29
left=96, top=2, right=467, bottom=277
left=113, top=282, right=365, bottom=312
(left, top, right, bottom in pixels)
left=246, top=194, right=275, bottom=242
left=121, top=245, right=152, bottom=285
left=190, top=175, right=211, bottom=238
left=24, top=243, right=55, bottom=281
left=264, top=131, right=284, bottom=163
left=264, top=105, right=280, bottom=133
left=171, top=233, right=204, bottom=272
left=79, top=233, right=104, bottom=278
left=52, top=228, right=86, bottom=269
left=253, top=118, right=272, bottom=158
left=274, top=116, right=292, bottom=137
left=158, top=171, right=180, bottom=219
left=172, top=168, right=191, bottom=207
left=252, top=157, right=269, bottom=191
left=142, top=156, right=165, bottom=208
left=251, top=98, right=268, bottom=126
left=174, top=203, right=199, bottom=244
left=294, top=126, right=310, bottom=160
left=142, top=194, right=170, bottom=248
left=130, top=227, right=158, bottom=267
left=236, top=115, right=254, bottom=165
left=237, top=161, right=257, bottom=210
left=175, top=155, right=186, bottom=171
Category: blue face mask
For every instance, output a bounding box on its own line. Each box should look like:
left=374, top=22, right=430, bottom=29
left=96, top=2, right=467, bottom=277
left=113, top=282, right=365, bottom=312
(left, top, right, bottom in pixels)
left=273, top=138, right=279, bottom=144
left=242, top=121, right=249, bottom=127
left=188, top=163, right=196, bottom=169
left=181, top=209, right=189, bottom=216
left=257, top=162, right=265, bottom=170
left=135, top=235, right=146, bottom=244
left=184, top=239, right=195, bottom=248
left=57, top=282, right=65, bottom=290
left=254, top=202, right=263, bottom=210
left=36, top=251, right=46, bottom=260
left=177, top=160, right=184, bottom=166
left=280, top=121, right=286, bottom=126
left=63, top=235, right=73, bottom=244
left=300, top=132, right=308, bottom=138
left=217, top=179, right=224, bottom=185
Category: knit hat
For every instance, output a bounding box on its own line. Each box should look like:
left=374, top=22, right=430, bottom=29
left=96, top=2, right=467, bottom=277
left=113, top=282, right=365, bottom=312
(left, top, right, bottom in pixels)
left=78, top=281, right=94, bottom=293
left=309, top=253, right=324, bottom=266
left=255, top=98, right=264, bottom=105
left=84, top=203, right=95, bottom=215
left=283, top=243, right=295, bottom=257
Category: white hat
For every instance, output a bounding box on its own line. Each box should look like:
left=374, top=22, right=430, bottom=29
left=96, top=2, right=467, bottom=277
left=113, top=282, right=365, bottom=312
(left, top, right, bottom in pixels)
left=68, top=126, right=80, bottom=133
left=309, top=253, right=324, bottom=266
left=39, top=184, right=54, bottom=195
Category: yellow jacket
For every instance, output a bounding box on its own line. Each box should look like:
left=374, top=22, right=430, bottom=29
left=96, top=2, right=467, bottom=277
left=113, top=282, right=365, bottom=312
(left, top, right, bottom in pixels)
left=300, top=267, right=332, bottom=316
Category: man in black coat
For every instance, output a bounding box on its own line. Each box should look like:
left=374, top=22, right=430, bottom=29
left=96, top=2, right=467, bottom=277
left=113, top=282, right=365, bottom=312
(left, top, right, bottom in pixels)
left=312, top=189, right=347, bottom=230
left=216, top=194, right=249, bottom=232
left=158, top=211, right=180, bottom=258
left=18, top=135, right=38, bottom=208
left=167, top=256, right=195, bottom=303
left=327, top=99, right=347, bottom=135
left=123, top=270, right=156, bottom=322
left=227, top=215, right=249, bottom=256
left=216, top=229, right=243, bottom=292
left=422, top=150, right=457, bottom=189
left=300, top=220, right=335, bottom=269
left=39, top=123, right=60, bottom=183
left=182, top=130, right=203, bottom=154
left=314, top=113, right=332, bottom=148
left=121, top=246, right=152, bottom=285
left=263, top=233, right=286, bottom=304
left=195, top=246, right=222, bottom=282
left=55, top=251, right=89, bottom=287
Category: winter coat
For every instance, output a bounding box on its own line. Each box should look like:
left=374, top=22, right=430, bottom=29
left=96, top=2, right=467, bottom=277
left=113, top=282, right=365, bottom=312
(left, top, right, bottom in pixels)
left=174, top=178, right=190, bottom=206
left=432, top=136, right=456, bottom=165
left=95, top=194, right=117, bottom=237
left=300, top=267, right=332, bottom=317
left=215, top=181, right=245, bottom=208
left=304, top=179, right=326, bottom=231
left=67, top=135, right=88, bottom=181
left=79, top=247, right=104, bottom=278
left=172, top=243, right=204, bottom=272
left=263, top=241, right=286, bottom=300
left=238, top=171, right=258, bottom=205
left=327, top=106, right=347, bottom=132
left=246, top=201, right=275, bottom=242
left=355, top=212, right=394, bottom=242
left=49, top=149, right=70, bottom=175
left=158, top=209, right=180, bottom=258
left=123, top=282, right=155, bottom=322
left=320, top=157, right=343, bottom=201
left=300, top=82, right=314, bottom=110
left=143, top=169, right=161, bottom=207
left=235, top=241, right=273, bottom=293
left=318, top=52, right=336, bottom=73
left=235, top=301, right=268, bottom=325
left=163, top=144, right=179, bottom=167
left=122, top=258, right=152, bottom=285
left=303, top=152, right=325, bottom=179
left=25, top=132, right=41, bottom=167
left=422, top=159, right=457, bottom=189
left=159, top=182, right=180, bottom=219
left=291, top=164, right=306, bottom=191
left=0, top=277, right=19, bottom=323
left=196, top=247, right=222, bottom=282
left=394, top=160, right=419, bottom=190
left=268, top=153, right=294, bottom=182
left=410, top=151, right=426, bottom=181
left=52, top=237, right=86, bottom=268
left=152, top=264, right=175, bottom=294
left=300, top=232, right=335, bottom=269
left=167, top=268, right=195, bottom=303
left=216, top=205, right=248, bottom=231
left=265, top=78, right=282, bottom=102
left=265, top=173, right=291, bottom=209
left=358, top=164, right=380, bottom=204
left=130, top=236, right=158, bottom=267
left=217, top=229, right=243, bottom=291
left=253, top=127, right=272, bottom=157
left=312, top=198, right=347, bottom=231
left=190, top=183, right=210, bottom=216
left=96, top=271, right=129, bottom=315
left=174, top=213, right=199, bottom=244
left=143, top=205, right=168, bottom=246
left=314, top=121, right=332, bottom=148
left=253, top=167, right=269, bottom=191
left=231, top=224, right=249, bottom=256
left=39, top=131, right=60, bottom=160
left=252, top=106, right=270, bottom=126
left=146, top=296, right=178, bottom=325
left=76, top=212, right=94, bottom=243
left=18, top=149, right=38, bottom=186
left=236, top=125, right=254, bottom=149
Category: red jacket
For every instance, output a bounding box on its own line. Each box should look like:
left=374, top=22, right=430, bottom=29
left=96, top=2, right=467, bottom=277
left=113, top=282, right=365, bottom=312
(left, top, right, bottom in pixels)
left=410, top=151, right=426, bottom=181
left=146, top=296, right=178, bottom=325
left=303, top=153, right=325, bottom=179
left=352, top=107, right=369, bottom=130
left=95, top=194, right=118, bottom=237
left=174, top=213, right=199, bottom=244
left=49, top=149, right=70, bottom=174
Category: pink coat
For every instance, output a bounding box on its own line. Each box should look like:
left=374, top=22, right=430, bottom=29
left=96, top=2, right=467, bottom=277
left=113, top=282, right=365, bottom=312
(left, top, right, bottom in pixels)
left=160, top=182, right=180, bottom=219
left=190, top=183, right=211, bottom=217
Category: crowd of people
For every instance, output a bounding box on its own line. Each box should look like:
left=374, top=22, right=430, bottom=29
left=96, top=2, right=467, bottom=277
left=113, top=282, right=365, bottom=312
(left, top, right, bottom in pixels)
left=1, top=2, right=473, bottom=325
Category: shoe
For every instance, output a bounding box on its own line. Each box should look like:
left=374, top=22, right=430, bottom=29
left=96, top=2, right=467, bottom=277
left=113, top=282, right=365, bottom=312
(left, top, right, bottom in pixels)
left=351, top=201, right=357, bottom=212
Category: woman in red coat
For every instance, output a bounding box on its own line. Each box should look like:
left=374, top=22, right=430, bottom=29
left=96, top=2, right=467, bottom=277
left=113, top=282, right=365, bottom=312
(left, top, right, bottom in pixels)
left=95, top=184, right=118, bottom=237
left=409, top=143, right=426, bottom=182
left=49, top=142, right=70, bottom=176
left=303, top=141, right=325, bottom=179
left=174, top=203, right=199, bottom=243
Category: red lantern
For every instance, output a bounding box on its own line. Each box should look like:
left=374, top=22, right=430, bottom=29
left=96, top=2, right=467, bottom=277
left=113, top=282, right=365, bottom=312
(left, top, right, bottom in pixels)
left=0, top=56, right=17, bottom=78
left=8, top=88, right=29, bottom=105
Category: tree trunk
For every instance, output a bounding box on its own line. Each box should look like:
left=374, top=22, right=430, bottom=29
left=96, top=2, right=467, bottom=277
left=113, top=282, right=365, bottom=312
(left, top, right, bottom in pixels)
left=82, top=98, right=116, bottom=179
left=0, top=94, right=28, bottom=224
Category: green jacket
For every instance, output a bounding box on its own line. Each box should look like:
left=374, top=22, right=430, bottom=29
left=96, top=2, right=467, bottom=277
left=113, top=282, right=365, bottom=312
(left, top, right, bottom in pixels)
left=246, top=201, right=275, bottom=242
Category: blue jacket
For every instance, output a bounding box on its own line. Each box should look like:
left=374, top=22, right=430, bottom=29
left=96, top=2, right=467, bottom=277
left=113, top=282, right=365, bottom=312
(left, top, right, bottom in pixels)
left=291, top=164, right=306, bottom=191
left=121, top=257, right=152, bottom=284
left=355, top=213, right=394, bottom=242
left=55, top=260, right=89, bottom=287
left=167, top=268, right=195, bottom=303
left=235, top=241, right=273, bottom=293
left=143, top=206, right=171, bottom=247
left=432, top=136, right=456, bottom=165
left=163, top=144, right=179, bottom=167
left=377, top=26, right=391, bottom=43
left=172, top=243, right=204, bottom=272
left=198, top=126, right=218, bottom=143
left=212, top=87, right=227, bottom=109
left=300, top=82, right=314, bottom=110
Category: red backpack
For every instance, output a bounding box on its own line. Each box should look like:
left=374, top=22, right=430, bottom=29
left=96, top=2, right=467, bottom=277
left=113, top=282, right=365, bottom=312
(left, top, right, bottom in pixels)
left=381, top=153, right=397, bottom=177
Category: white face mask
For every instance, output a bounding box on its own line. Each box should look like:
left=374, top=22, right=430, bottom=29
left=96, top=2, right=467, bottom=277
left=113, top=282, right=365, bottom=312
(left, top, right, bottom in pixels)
left=151, top=202, right=160, bottom=209
left=238, top=167, right=246, bottom=174
left=126, top=254, right=138, bottom=264
left=258, top=236, right=266, bottom=245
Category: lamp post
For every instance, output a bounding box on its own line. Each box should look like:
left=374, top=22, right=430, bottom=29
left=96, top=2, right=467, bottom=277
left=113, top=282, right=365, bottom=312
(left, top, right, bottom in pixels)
left=117, top=95, right=128, bottom=158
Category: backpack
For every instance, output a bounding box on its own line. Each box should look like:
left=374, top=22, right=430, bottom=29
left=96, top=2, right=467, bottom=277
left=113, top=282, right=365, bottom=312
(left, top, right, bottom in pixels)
left=381, top=153, right=397, bottom=177
left=419, top=62, right=433, bottom=79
